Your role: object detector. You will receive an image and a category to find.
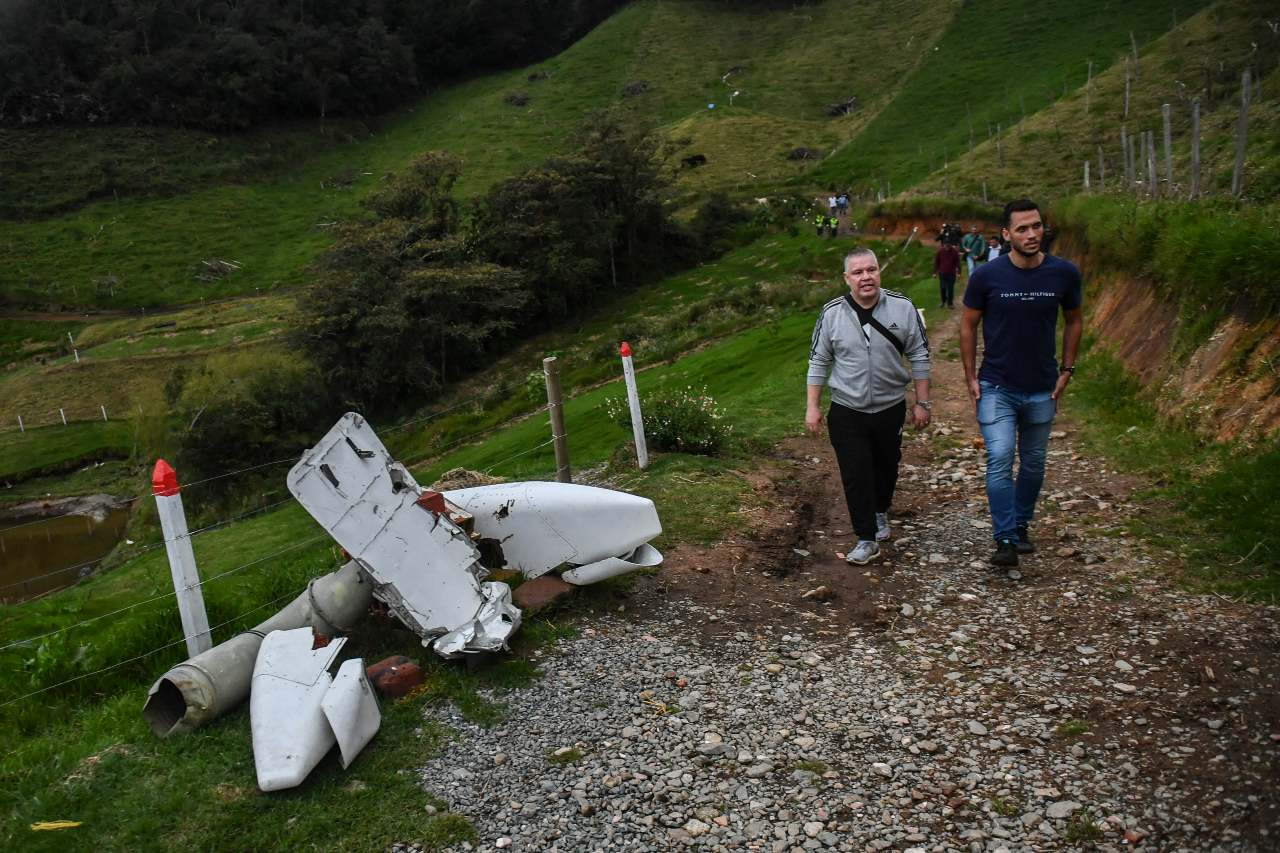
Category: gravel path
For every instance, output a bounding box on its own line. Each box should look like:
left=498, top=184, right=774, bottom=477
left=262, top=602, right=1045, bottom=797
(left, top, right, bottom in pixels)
left=412, top=502, right=1277, bottom=853
left=406, top=315, right=1278, bottom=852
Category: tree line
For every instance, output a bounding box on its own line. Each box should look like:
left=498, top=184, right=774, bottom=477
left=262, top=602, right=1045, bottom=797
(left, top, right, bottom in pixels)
left=0, top=0, right=626, bottom=128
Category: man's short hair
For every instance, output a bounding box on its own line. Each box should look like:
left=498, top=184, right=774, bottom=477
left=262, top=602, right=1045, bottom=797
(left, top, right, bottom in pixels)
left=843, top=248, right=878, bottom=272
left=1002, top=198, right=1041, bottom=227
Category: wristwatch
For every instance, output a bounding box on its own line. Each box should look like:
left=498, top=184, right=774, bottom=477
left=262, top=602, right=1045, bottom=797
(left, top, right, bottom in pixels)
left=915, top=400, right=932, bottom=410
left=1060, top=365, right=1076, bottom=375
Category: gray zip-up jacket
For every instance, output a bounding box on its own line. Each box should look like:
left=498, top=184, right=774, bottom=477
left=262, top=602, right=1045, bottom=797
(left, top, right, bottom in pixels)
left=807, top=289, right=931, bottom=413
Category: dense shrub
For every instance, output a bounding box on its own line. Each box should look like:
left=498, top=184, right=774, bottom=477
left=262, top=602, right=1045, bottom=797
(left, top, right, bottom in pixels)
left=472, top=112, right=685, bottom=323
left=173, top=350, right=329, bottom=494
left=1055, top=197, right=1280, bottom=312
left=688, top=192, right=757, bottom=259
left=606, top=386, right=733, bottom=455
left=295, top=152, right=528, bottom=413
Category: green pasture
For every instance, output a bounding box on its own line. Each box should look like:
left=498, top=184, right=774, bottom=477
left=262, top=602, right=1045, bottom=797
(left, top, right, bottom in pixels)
left=810, top=0, right=1215, bottom=192
left=0, top=0, right=944, bottom=310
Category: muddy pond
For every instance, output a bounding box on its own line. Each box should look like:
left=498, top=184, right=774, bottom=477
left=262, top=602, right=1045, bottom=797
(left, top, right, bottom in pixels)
left=0, top=504, right=131, bottom=603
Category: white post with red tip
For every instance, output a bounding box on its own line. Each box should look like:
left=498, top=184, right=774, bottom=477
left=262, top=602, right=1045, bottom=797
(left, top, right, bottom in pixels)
left=153, top=459, right=212, bottom=657
left=619, top=341, right=649, bottom=470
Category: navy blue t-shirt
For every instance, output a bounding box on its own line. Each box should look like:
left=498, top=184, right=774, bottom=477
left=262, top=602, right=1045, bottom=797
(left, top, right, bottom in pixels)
left=962, top=253, right=1082, bottom=393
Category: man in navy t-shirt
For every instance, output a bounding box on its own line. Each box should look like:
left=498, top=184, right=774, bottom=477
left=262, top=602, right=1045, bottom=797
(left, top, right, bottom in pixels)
left=960, top=199, right=1084, bottom=569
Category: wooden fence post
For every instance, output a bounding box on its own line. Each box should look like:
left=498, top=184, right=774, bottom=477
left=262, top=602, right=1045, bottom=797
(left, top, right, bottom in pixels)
left=1120, top=126, right=1129, bottom=186
left=1231, top=70, right=1251, bottom=197
left=1162, top=103, right=1173, bottom=189
left=1083, top=161, right=1091, bottom=191
left=1086, top=60, right=1093, bottom=114
left=1190, top=98, right=1201, bottom=199
left=1097, top=145, right=1106, bottom=190
left=1146, top=130, right=1158, bottom=198
left=542, top=356, right=571, bottom=483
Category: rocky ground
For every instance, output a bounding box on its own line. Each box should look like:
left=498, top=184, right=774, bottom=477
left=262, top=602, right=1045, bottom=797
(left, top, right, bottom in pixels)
left=405, top=316, right=1279, bottom=852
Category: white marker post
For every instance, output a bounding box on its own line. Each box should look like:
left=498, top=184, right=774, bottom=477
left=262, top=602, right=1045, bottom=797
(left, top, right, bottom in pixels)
left=153, top=459, right=212, bottom=657
left=619, top=342, right=649, bottom=470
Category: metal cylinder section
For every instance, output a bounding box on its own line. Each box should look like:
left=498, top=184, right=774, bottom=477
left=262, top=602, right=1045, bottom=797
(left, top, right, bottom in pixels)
left=142, top=560, right=374, bottom=737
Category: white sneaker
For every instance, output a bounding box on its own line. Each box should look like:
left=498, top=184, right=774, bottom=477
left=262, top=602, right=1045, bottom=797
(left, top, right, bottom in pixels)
left=846, top=540, right=881, bottom=565
left=875, top=512, right=890, bottom=541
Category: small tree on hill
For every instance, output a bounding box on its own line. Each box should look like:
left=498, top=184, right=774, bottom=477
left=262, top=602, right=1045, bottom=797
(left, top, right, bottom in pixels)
left=472, top=110, right=680, bottom=323
left=295, top=152, right=528, bottom=413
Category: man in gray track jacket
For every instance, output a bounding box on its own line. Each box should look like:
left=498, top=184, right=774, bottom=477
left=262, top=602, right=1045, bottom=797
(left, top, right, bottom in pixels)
left=805, top=247, right=932, bottom=565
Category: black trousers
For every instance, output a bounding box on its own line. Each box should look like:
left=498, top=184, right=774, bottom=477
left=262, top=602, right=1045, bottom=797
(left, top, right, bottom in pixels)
left=938, top=274, right=956, bottom=306
left=828, top=400, right=905, bottom=541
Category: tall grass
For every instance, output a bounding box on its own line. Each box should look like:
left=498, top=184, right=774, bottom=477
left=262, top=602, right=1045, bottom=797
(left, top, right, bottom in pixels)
left=1056, top=196, right=1280, bottom=311
left=1069, top=347, right=1279, bottom=599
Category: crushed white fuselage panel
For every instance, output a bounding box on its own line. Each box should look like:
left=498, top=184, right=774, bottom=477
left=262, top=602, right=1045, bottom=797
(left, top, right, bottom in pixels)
left=443, top=482, right=663, bottom=581
left=251, top=628, right=382, bottom=791
left=321, top=658, right=382, bottom=769
left=288, top=413, right=520, bottom=657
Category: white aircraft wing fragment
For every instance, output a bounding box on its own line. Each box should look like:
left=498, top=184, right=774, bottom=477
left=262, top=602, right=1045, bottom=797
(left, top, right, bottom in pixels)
left=288, top=413, right=519, bottom=657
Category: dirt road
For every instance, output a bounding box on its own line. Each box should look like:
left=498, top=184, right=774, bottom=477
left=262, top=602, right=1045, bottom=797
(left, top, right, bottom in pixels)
left=632, top=307, right=1280, bottom=848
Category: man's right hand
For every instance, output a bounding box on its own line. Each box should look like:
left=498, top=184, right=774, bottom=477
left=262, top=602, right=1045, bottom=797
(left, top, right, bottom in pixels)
left=805, top=406, right=823, bottom=436
left=967, top=376, right=982, bottom=410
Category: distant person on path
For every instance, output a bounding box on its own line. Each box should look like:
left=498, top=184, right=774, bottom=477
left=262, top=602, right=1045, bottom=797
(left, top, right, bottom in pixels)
left=828, top=195, right=838, bottom=217
left=815, top=211, right=826, bottom=236
left=960, top=199, right=1083, bottom=568
left=961, top=224, right=986, bottom=276
left=986, top=235, right=1002, bottom=262
left=827, top=215, right=839, bottom=237
left=806, top=248, right=932, bottom=565
left=933, top=241, right=961, bottom=308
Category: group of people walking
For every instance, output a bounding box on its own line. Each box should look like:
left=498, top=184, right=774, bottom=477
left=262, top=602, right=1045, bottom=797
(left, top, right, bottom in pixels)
left=807, top=199, right=1083, bottom=570
left=933, top=224, right=1005, bottom=308
left=814, top=192, right=853, bottom=238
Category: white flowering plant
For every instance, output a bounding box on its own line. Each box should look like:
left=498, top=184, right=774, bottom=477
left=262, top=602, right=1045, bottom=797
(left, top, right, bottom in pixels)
left=605, top=385, right=733, bottom=456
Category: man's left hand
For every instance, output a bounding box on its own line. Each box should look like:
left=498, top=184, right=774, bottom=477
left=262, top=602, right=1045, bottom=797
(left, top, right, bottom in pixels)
left=911, top=403, right=932, bottom=429
left=1051, top=371, right=1071, bottom=401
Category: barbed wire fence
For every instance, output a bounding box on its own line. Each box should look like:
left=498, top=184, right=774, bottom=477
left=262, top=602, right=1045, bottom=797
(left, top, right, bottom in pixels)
left=0, top=359, right=576, bottom=711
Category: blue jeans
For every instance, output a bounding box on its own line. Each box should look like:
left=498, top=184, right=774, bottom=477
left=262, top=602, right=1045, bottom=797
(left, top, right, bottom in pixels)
left=977, top=381, right=1056, bottom=542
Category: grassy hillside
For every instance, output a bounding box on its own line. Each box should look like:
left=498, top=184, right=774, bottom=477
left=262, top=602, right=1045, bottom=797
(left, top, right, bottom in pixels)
left=809, top=0, right=1215, bottom=194
left=0, top=0, right=945, bottom=310
left=909, top=0, right=1280, bottom=201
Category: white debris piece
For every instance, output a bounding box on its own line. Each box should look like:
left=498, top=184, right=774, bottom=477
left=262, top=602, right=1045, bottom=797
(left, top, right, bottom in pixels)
left=321, top=658, right=382, bottom=768
left=444, top=481, right=663, bottom=583
left=288, top=413, right=520, bottom=658
left=250, top=628, right=380, bottom=791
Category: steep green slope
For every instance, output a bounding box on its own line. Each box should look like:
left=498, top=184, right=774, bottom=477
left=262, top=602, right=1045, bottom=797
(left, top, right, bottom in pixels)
left=0, top=0, right=944, bottom=310
left=910, top=0, right=1280, bottom=201
left=810, top=0, right=1215, bottom=194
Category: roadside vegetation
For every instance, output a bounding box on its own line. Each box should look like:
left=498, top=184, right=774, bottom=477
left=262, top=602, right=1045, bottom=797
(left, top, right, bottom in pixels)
left=1068, top=346, right=1279, bottom=600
